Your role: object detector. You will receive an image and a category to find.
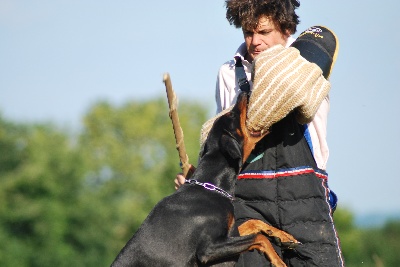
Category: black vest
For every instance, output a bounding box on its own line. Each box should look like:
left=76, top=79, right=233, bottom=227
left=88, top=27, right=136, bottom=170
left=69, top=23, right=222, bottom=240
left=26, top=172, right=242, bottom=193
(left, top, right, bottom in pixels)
left=233, top=113, right=344, bottom=266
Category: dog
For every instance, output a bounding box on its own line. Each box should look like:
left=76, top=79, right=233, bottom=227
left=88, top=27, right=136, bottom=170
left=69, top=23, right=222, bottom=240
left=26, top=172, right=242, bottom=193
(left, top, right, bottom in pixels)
left=111, top=92, right=299, bottom=267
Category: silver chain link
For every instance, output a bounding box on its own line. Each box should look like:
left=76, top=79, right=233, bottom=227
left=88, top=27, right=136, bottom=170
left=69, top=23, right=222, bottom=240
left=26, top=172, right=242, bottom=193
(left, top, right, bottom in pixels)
left=185, top=179, right=234, bottom=200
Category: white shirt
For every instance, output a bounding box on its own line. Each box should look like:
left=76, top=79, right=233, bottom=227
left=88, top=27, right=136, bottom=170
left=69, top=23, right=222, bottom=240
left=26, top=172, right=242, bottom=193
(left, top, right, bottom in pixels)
left=215, top=41, right=330, bottom=170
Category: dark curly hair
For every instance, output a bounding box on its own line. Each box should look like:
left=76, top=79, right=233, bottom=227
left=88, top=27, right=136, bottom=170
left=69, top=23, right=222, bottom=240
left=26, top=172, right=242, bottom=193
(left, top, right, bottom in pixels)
left=225, top=0, right=300, bottom=34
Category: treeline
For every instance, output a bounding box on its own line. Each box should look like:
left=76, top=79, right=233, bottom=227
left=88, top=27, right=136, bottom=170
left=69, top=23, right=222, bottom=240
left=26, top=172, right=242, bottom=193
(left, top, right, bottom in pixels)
left=0, top=99, right=399, bottom=266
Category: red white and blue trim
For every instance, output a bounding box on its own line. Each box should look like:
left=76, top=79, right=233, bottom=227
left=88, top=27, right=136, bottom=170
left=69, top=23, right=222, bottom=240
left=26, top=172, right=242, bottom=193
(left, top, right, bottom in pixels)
left=238, top=166, right=328, bottom=180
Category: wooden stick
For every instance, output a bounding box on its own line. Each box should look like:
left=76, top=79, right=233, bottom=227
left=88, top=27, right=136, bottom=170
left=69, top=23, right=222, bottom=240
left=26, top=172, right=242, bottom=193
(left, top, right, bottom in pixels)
left=163, top=73, right=192, bottom=178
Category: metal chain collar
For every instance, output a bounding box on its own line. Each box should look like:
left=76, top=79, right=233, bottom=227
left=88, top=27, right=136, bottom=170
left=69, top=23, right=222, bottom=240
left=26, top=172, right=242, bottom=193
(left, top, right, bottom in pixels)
left=185, top=179, right=234, bottom=201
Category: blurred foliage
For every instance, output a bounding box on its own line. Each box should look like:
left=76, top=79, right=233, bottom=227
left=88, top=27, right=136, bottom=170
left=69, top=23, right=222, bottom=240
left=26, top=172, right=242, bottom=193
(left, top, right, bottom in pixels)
left=333, top=208, right=400, bottom=266
left=0, top=99, right=399, bottom=266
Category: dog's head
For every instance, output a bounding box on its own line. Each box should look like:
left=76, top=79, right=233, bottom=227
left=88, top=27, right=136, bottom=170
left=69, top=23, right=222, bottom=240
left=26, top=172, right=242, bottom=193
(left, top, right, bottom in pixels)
left=200, top=92, right=268, bottom=172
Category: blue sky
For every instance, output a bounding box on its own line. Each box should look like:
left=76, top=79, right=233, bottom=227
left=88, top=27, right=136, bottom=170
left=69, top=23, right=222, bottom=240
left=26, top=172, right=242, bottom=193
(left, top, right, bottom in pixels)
left=1, top=1, right=399, bottom=217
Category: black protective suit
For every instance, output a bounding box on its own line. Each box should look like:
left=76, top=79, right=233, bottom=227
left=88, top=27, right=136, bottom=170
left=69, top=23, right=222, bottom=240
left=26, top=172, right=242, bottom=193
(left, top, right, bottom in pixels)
left=233, top=112, right=344, bottom=266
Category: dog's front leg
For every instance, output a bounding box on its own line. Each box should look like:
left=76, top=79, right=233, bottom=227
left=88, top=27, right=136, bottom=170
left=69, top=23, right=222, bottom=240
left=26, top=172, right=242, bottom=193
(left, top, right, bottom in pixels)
left=238, top=219, right=299, bottom=248
left=196, top=233, right=287, bottom=267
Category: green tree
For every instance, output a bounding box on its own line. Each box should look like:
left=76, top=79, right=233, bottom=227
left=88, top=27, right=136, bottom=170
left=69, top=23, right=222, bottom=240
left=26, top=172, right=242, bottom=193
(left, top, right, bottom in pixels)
left=79, top=98, right=208, bottom=261
left=334, top=208, right=365, bottom=266
left=334, top=208, right=400, bottom=266
left=0, top=119, right=112, bottom=266
left=0, top=97, right=208, bottom=266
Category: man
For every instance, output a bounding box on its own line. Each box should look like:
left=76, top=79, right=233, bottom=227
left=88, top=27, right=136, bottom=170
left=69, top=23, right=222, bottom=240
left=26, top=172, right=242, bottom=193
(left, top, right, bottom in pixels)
left=176, top=0, right=344, bottom=266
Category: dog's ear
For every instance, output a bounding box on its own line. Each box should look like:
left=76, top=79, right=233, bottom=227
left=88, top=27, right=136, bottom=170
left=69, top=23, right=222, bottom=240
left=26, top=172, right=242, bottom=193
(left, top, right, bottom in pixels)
left=220, top=134, right=242, bottom=162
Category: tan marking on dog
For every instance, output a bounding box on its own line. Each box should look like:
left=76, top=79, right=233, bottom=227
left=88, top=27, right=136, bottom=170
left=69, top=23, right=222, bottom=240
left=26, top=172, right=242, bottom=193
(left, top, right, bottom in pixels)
left=236, top=95, right=269, bottom=164
left=249, top=234, right=287, bottom=267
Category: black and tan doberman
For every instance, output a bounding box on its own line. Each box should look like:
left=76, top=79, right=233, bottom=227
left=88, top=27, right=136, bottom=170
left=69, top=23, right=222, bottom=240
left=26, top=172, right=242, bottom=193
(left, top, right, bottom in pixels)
left=111, top=92, right=298, bottom=267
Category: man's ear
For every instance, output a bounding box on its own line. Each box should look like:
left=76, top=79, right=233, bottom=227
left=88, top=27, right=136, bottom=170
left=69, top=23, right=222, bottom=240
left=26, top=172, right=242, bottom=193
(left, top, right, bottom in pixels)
left=220, top=135, right=242, bottom=161
left=282, top=29, right=291, bottom=41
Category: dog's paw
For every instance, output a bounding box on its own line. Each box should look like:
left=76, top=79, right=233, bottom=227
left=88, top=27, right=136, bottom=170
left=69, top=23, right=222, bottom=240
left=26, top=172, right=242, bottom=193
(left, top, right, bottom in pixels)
left=272, top=231, right=300, bottom=249
left=275, top=237, right=301, bottom=249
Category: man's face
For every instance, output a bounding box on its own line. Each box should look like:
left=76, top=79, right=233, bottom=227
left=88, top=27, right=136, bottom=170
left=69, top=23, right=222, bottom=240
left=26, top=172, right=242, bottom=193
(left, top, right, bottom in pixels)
left=243, top=16, right=290, bottom=62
